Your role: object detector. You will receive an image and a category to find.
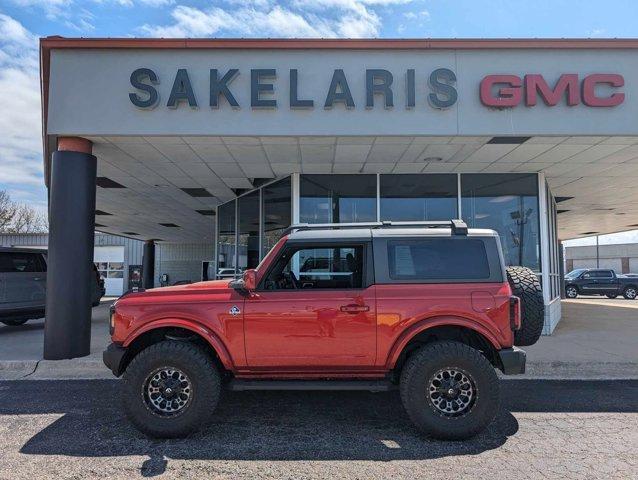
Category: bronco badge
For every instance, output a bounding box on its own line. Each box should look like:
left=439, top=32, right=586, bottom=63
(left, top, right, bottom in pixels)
left=229, top=305, right=241, bottom=316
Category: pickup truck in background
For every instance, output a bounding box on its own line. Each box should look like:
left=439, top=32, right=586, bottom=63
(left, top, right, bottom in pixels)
left=564, top=268, right=638, bottom=299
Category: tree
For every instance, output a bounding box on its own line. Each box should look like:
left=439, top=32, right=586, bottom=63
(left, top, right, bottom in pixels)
left=0, top=190, right=48, bottom=234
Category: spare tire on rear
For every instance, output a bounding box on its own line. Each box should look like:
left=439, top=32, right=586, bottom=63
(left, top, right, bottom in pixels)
left=505, top=266, right=544, bottom=346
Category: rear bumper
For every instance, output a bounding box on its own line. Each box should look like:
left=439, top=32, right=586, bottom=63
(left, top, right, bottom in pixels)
left=498, top=347, right=526, bottom=375
left=102, top=343, right=127, bottom=377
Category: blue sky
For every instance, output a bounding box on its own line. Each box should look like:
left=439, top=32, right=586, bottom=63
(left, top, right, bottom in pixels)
left=1, top=0, right=638, bottom=243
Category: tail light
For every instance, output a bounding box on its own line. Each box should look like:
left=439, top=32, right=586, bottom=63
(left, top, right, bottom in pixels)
left=509, top=296, right=521, bottom=331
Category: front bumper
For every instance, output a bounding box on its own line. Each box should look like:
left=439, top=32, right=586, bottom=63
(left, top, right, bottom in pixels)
left=498, top=347, right=526, bottom=375
left=103, top=343, right=127, bottom=377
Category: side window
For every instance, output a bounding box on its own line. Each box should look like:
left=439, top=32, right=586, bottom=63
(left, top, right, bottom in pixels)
left=263, top=245, right=364, bottom=290
left=5, top=252, right=42, bottom=273
left=387, top=238, right=490, bottom=280
left=36, top=254, right=47, bottom=272
left=591, top=270, right=613, bottom=278
left=0, top=253, right=12, bottom=273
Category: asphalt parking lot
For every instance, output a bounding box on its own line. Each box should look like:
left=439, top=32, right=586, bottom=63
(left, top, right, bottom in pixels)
left=0, top=379, right=636, bottom=479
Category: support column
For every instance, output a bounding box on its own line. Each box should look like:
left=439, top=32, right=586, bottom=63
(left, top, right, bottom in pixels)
left=44, top=137, right=96, bottom=360
left=142, top=240, right=155, bottom=289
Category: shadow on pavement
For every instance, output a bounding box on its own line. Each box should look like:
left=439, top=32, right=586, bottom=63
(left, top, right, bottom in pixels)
left=1, top=379, right=636, bottom=476
left=0, top=321, right=45, bottom=335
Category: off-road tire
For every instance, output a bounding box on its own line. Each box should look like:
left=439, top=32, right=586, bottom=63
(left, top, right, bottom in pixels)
left=122, top=340, right=221, bottom=438
left=1, top=318, right=28, bottom=326
left=622, top=286, right=638, bottom=300
left=399, top=341, right=500, bottom=440
left=506, top=266, right=545, bottom=346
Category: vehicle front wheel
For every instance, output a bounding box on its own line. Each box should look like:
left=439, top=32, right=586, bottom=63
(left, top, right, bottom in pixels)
left=623, top=287, right=638, bottom=300
left=122, top=340, right=221, bottom=438
left=399, top=341, right=500, bottom=440
left=565, top=285, right=578, bottom=299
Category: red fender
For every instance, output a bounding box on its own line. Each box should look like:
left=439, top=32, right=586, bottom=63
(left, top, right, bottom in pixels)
left=123, top=318, right=235, bottom=371
left=385, top=315, right=502, bottom=369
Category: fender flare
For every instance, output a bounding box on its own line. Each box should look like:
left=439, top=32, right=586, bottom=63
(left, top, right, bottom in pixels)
left=385, top=315, right=502, bottom=369
left=123, top=318, right=235, bottom=371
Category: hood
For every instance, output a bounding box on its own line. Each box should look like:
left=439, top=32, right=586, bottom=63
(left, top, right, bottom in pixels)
left=117, top=279, right=233, bottom=303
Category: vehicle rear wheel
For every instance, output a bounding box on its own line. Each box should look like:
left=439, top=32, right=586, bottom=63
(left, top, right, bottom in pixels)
left=606, top=294, right=618, bottom=299
left=506, top=266, right=545, bottom=346
left=565, top=285, right=578, bottom=299
left=122, top=340, right=221, bottom=438
left=1, top=318, right=28, bottom=326
left=399, top=341, right=500, bottom=440
left=623, top=286, right=637, bottom=300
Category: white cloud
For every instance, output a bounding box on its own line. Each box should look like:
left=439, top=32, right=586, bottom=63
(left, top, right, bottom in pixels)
left=142, top=0, right=413, bottom=38
left=0, top=15, right=45, bottom=192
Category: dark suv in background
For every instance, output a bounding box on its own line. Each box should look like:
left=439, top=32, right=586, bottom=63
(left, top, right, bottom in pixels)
left=0, top=247, right=105, bottom=326
left=564, top=268, right=638, bottom=299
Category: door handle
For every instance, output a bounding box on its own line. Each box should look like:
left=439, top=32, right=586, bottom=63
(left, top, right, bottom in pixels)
left=340, top=304, right=370, bottom=313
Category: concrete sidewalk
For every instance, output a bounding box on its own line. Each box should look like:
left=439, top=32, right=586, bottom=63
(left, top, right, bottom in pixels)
left=1, top=297, right=637, bottom=380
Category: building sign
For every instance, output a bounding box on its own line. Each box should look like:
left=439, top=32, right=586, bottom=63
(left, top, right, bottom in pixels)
left=129, top=68, right=625, bottom=111
left=129, top=67, right=458, bottom=111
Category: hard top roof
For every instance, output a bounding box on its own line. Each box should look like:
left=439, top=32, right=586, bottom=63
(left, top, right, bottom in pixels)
left=287, top=226, right=498, bottom=241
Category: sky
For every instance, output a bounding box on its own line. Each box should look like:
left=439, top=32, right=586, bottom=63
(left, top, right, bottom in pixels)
left=1, top=0, right=638, bottom=243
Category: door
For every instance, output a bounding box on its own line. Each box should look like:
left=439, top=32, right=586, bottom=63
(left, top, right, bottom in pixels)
left=128, top=265, right=142, bottom=290
left=580, top=270, right=614, bottom=294
left=593, top=270, right=617, bottom=293
left=0, top=251, right=47, bottom=308
left=94, top=246, right=125, bottom=296
left=243, top=243, right=376, bottom=368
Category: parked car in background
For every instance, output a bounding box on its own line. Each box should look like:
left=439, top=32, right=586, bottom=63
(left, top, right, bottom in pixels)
left=0, top=247, right=104, bottom=326
left=564, top=268, right=638, bottom=299
left=217, top=268, right=241, bottom=279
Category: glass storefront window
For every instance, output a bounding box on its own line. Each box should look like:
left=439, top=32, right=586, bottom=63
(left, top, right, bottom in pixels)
left=461, top=173, right=540, bottom=271
left=380, top=174, right=458, bottom=221
left=300, top=174, right=377, bottom=223
left=262, top=177, right=291, bottom=257
left=217, top=200, right=236, bottom=277
left=238, top=190, right=260, bottom=271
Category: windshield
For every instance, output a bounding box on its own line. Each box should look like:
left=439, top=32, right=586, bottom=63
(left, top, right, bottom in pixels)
left=565, top=269, right=587, bottom=279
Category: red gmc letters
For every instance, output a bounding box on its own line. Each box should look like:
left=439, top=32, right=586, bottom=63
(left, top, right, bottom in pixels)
left=480, top=73, right=625, bottom=108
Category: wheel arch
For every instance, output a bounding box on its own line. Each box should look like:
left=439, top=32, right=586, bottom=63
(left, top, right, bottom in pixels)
left=121, top=320, right=235, bottom=374
left=386, top=317, right=503, bottom=374
left=565, top=283, right=579, bottom=293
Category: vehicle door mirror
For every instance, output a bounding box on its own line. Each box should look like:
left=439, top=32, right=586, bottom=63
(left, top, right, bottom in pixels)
left=243, top=269, right=257, bottom=291
left=582, top=273, right=590, bottom=279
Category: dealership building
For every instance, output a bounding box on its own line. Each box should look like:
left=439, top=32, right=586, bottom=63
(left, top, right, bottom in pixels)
left=39, top=37, right=638, bottom=359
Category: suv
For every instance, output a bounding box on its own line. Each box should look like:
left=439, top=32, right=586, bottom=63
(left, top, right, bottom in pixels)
left=103, top=220, right=544, bottom=440
left=0, top=247, right=105, bottom=326
left=564, top=268, right=638, bottom=299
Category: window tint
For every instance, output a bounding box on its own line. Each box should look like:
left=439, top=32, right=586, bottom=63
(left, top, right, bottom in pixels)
left=387, top=239, right=490, bottom=280
left=264, top=245, right=364, bottom=290
left=592, top=270, right=614, bottom=278
left=300, top=174, right=377, bottom=223
left=0, top=252, right=45, bottom=273
left=461, top=173, right=540, bottom=271
left=380, top=174, right=458, bottom=221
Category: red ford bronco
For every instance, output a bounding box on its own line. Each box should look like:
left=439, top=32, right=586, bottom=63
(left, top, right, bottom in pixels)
left=104, top=220, right=544, bottom=440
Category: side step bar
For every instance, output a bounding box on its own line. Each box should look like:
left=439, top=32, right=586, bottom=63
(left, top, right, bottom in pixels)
left=228, top=379, right=396, bottom=392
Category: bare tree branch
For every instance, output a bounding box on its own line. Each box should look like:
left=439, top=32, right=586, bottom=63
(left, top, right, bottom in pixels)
left=0, top=190, right=48, bottom=234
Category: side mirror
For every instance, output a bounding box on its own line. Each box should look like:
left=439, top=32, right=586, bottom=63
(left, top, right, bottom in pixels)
left=243, top=269, right=257, bottom=291
left=229, top=269, right=257, bottom=292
